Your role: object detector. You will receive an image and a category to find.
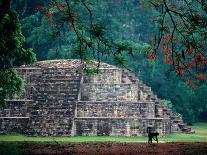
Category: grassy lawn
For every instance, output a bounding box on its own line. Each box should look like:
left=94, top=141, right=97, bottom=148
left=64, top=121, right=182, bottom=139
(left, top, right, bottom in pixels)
left=0, top=122, right=206, bottom=143
left=161, top=122, right=207, bottom=143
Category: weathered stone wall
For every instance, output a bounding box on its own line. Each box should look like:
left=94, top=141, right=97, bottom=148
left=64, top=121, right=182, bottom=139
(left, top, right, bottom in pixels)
left=0, top=118, right=29, bottom=134
left=0, top=60, right=191, bottom=136
left=74, top=67, right=191, bottom=136
left=0, top=62, right=82, bottom=136
left=83, top=68, right=122, bottom=83
left=0, top=101, right=29, bottom=117
left=75, top=118, right=170, bottom=137
left=0, top=100, right=31, bottom=134
left=74, top=67, right=172, bottom=136
left=76, top=101, right=155, bottom=118
left=81, top=68, right=138, bottom=101
left=81, top=84, right=138, bottom=101
left=25, top=67, right=82, bottom=136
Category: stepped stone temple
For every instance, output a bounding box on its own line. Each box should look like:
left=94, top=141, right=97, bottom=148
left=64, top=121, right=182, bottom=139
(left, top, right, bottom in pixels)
left=0, top=60, right=191, bottom=136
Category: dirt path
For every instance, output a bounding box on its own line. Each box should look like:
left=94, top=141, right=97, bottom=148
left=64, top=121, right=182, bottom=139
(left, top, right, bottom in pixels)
left=23, top=142, right=207, bottom=155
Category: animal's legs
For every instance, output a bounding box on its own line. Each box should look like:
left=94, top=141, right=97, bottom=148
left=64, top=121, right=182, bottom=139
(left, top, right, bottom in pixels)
left=148, top=137, right=152, bottom=144
left=156, top=136, right=158, bottom=143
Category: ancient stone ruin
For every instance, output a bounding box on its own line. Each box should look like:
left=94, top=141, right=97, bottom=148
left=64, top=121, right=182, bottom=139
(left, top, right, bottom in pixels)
left=0, top=60, right=191, bottom=136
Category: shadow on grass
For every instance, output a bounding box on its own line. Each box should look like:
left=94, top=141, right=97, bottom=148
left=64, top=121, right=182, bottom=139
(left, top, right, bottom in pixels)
left=0, top=142, right=23, bottom=155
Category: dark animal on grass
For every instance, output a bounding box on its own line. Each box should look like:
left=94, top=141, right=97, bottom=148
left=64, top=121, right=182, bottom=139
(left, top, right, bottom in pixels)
left=147, top=127, right=159, bottom=144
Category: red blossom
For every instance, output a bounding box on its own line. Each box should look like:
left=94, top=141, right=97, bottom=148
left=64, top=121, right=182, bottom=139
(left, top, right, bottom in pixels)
left=176, top=69, right=184, bottom=76
left=160, top=43, right=164, bottom=47
left=45, top=11, right=52, bottom=20
left=173, top=38, right=178, bottom=44
left=146, top=54, right=156, bottom=60
left=189, top=59, right=196, bottom=67
left=194, top=74, right=200, bottom=79
left=190, top=82, right=196, bottom=89
left=162, top=45, right=172, bottom=64
left=186, top=48, right=194, bottom=55
left=163, top=53, right=171, bottom=64
left=186, top=64, right=192, bottom=71
left=186, top=78, right=196, bottom=89
left=194, top=74, right=206, bottom=82
left=178, top=63, right=184, bottom=67
left=163, top=46, right=172, bottom=54
left=195, top=53, right=203, bottom=61
left=198, top=61, right=204, bottom=68
left=58, top=4, right=65, bottom=11
left=163, top=34, right=172, bottom=43
left=200, top=76, right=206, bottom=82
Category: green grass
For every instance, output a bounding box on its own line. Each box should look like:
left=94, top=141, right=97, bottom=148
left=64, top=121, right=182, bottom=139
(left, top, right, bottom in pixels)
left=0, top=135, right=148, bottom=143
left=0, top=122, right=206, bottom=143
left=160, top=122, right=207, bottom=143
left=191, top=122, right=207, bottom=135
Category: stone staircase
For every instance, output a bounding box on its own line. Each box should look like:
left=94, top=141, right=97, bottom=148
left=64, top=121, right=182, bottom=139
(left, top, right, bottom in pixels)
left=25, top=68, right=82, bottom=136
left=40, top=68, right=81, bottom=101
left=159, top=104, right=191, bottom=133
left=121, top=69, right=192, bottom=133
left=122, top=69, right=139, bottom=84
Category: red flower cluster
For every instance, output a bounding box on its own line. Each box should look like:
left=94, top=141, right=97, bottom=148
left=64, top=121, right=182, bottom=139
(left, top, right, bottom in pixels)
left=163, top=54, right=172, bottom=64
left=194, top=74, right=206, bottom=82
left=186, top=63, right=192, bottom=71
left=58, top=4, right=65, bottom=11
left=195, top=53, right=203, bottom=61
left=36, top=4, right=52, bottom=21
left=45, top=11, right=52, bottom=20
left=163, top=34, right=172, bottom=44
left=186, top=48, right=194, bottom=55
left=176, top=69, right=184, bottom=76
left=186, top=78, right=196, bottom=89
left=146, top=54, right=156, bottom=60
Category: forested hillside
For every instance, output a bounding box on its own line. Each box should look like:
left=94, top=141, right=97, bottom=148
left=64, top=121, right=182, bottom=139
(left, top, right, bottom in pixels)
left=8, top=0, right=207, bottom=123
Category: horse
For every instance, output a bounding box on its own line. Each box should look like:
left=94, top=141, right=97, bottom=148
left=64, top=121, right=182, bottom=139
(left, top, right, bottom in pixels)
left=147, top=127, right=159, bottom=144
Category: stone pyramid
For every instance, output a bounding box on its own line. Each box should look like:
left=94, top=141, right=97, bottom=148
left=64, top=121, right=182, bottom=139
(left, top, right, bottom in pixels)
left=0, top=60, right=191, bottom=136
